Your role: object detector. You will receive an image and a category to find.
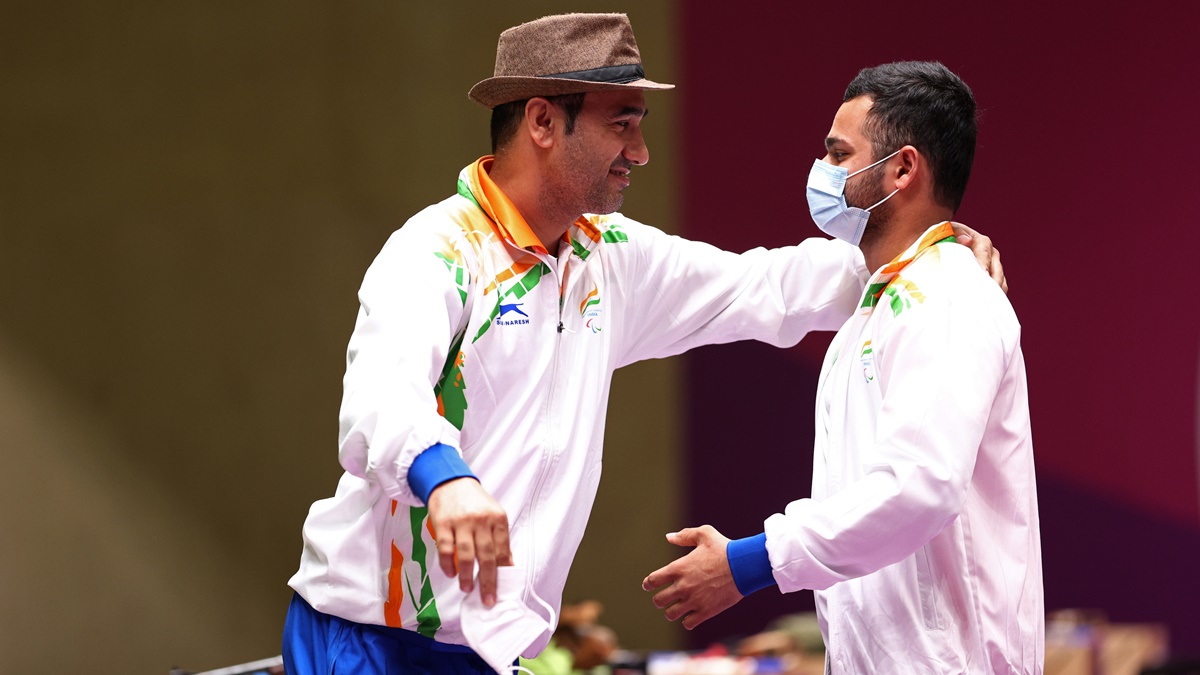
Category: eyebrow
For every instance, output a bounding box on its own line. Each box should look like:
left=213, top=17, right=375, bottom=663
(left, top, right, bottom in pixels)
left=825, top=136, right=846, bottom=150
left=614, top=106, right=649, bottom=119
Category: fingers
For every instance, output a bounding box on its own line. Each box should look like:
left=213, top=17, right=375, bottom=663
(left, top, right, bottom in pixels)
left=681, top=606, right=718, bottom=631
left=642, top=564, right=673, bottom=592
left=989, top=247, right=1007, bottom=292
left=643, top=525, right=742, bottom=630
left=949, top=221, right=995, bottom=272
left=650, top=577, right=681, bottom=608
left=474, top=529, right=498, bottom=607
left=455, top=527, right=477, bottom=595
left=664, top=599, right=691, bottom=622
left=456, top=518, right=512, bottom=605
left=436, top=529, right=458, bottom=580
left=479, top=515, right=514, bottom=606
left=494, top=520, right=513, bottom=567
left=949, top=220, right=979, bottom=241
left=666, top=526, right=705, bottom=547
left=426, top=478, right=512, bottom=606
left=970, top=234, right=994, bottom=272
left=472, top=517, right=514, bottom=607
left=653, top=591, right=715, bottom=630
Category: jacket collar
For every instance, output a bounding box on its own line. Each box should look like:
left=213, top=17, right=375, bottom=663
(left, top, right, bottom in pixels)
left=463, top=156, right=548, bottom=254
left=461, top=157, right=601, bottom=259
left=860, top=221, right=956, bottom=311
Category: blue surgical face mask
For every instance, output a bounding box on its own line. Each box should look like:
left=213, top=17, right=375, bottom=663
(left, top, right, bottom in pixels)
left=805, top=149, right=901, bottom=246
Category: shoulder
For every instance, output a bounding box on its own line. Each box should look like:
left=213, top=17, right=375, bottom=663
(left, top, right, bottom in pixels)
left=578, top=213, right=674, bottom=270
left=395, top=194, right=484, bottom=240
left=360, top=194, right=488, bottom=285
left=377, top=194, right=494, bottom=258
left=900, top=242, right=1020, bottom=332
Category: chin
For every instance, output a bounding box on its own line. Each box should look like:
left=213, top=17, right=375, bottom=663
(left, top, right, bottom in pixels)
left=585, top=197, right=624, bottom=216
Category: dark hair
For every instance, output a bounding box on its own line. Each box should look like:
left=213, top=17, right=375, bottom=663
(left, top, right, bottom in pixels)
left=490, top=92, right=587, bottom=153
left=844, top=61, right=976, bottom=212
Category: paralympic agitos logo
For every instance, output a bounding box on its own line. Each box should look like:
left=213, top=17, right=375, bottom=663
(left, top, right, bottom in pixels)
left=580, top=284, right=603, bottom=334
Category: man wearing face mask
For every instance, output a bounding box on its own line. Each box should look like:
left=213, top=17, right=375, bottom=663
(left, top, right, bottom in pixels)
left=644, top=61, right=1042, bottom=674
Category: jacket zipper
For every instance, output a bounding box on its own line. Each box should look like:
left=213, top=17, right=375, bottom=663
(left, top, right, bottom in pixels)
left=525, top=243, right=583, bottom=596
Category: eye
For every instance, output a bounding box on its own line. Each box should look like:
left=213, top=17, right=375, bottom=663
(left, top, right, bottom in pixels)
left=614, top=120, right=630, bottom=129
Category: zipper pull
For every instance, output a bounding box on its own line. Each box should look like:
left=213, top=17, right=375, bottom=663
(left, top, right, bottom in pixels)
left=557, top=321, right=564, bottom=333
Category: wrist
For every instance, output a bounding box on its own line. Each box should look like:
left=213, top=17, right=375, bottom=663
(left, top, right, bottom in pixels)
left=408, top=443, right=477, bottom=504
left=726, top=533, right=776, bottom=596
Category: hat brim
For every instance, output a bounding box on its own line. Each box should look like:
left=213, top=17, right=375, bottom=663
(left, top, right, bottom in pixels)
left=468, top=76, right=674, bottom=109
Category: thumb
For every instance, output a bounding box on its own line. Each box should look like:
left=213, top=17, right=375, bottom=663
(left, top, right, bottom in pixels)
left=666, top=528, right=701, bottom=547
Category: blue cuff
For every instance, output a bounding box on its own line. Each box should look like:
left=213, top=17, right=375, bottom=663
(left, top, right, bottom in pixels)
left=727, top=532, right=776, bottom=596
left=408, top=443, right=477, bottom=504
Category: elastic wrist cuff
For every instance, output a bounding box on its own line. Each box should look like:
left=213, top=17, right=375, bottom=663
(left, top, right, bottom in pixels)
left=727, top=532, right=775, bottom=596
left=408, top=443, right=476, bottom=504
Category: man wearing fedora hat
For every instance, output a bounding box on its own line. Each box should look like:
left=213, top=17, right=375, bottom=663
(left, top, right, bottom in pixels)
left=282, top=14, right=1005, bottom=675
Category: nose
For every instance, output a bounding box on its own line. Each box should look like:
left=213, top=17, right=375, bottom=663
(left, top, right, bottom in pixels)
left=624, top=127, right=649, bottom=166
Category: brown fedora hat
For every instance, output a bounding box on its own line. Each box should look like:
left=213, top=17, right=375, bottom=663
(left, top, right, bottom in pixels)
left=469, top=13, right=674, bottom=109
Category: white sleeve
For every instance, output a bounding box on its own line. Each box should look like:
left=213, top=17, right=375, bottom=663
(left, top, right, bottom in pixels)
left=335, top=223, right=467, bottom=506
left=613, top=221, right=868, bottom=368
left=765, top=257, right=1013, bottom=591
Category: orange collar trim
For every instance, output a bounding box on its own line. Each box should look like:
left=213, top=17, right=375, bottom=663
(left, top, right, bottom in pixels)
left=468, top=156, right=547, bottom=254
left=860, top=221, right=957, bottom=312
left=877, top=221, right=956, bottom=276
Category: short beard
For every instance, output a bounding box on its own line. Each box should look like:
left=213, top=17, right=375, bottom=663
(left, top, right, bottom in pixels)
left=553, top=135, right=626, bottom=217
left=845, top=162, right=892, bottom=247
left=583, top=176, right=624, bottom=215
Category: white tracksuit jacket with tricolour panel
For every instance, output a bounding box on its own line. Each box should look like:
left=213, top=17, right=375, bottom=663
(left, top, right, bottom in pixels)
left=288, top=158, right=867, bottom=656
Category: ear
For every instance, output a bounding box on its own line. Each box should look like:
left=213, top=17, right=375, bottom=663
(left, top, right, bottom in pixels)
left=525, top=97, right=556, bottom=149
left=893, top=145, right=920, bottom=191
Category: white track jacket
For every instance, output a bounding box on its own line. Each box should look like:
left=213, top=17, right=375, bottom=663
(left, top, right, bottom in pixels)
left=762, top=223, right=1043, bottom=673
left=288, top=157, right=868, bottom=654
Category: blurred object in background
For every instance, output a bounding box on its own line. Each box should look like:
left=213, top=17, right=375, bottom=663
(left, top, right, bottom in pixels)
left=1044, top=609, right=1168, bottom=675
left=645, top=636, right=815, bottom=675
left=735, top=612, right=824, bottom=674
left=646, top=645, right=785, bottom=675
left=521, top=600, right=620, bottom=675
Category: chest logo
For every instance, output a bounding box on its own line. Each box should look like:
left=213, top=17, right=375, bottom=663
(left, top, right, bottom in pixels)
left=580, top=283, right=603, bottom=334
left=496, top=302, right=531, bottom=326
left=860, top=340, right=876, bottom=383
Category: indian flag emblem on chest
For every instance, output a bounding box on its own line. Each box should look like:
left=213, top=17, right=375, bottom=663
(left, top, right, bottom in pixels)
left=580, top=283, right=603, bottom=334
left=860, top=340, right=876, bottom=383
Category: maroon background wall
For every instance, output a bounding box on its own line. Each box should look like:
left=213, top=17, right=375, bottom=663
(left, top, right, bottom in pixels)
left=678, top=1, right=1200, bottom=654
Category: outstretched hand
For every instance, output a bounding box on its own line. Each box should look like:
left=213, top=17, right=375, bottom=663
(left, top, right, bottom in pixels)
left=427, top=477, right=512, bottom=608
left=950, top=222, right=1007, bottom=294
left=641, top=525, right=744, bottom=630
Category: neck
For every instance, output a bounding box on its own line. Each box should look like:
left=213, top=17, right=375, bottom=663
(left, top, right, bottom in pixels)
left=860, top=204, right=954, bottom=272
left=490, top=153, right=577, bottom=251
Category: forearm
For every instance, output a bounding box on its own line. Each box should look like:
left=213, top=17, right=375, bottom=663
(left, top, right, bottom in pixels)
left=618, top=227, right=868, bottom=365
left=730, top=465, right=964, bottom=595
